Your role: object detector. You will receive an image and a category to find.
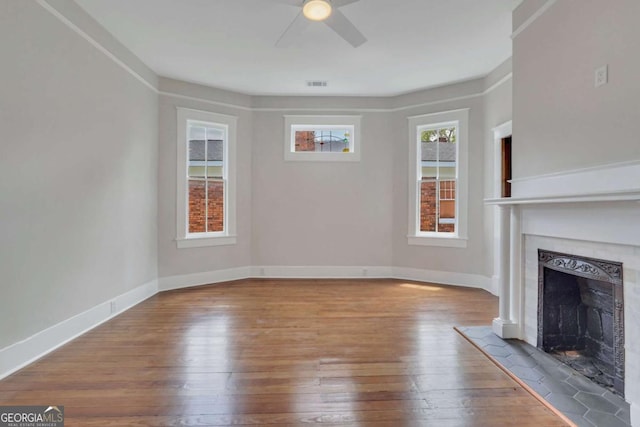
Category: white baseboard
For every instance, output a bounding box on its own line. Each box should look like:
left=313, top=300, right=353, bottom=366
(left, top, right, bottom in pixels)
left=159, top=265, right=493, bottom=293
left=250, top=265, right=394, bottom=279
left=631, top=403, right=639, bottom=427
left=492, top=318, right=521, bottom=339
left=158, top=266, right=252, bottom=291
left=0, top=279, right=157, bottom=380
left=392, top=266, right=493, bottom=292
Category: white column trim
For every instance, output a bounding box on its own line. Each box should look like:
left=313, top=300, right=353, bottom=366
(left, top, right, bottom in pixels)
left=509, top=206, right=523, bottom=339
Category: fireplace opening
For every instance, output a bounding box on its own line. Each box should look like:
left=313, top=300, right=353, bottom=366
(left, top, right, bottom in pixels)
left=538, top=250, right=624, bottom=396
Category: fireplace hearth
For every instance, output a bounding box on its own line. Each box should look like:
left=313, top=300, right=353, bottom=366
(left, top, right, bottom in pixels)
left=537, top=249, right=625, bottom=396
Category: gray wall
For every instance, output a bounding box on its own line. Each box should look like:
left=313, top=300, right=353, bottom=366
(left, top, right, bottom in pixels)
left=156, top=79, right=253, bottom=278
left=513, top=0, right=640, bottom=178
left=155, top=74, right=512, bottom=279
left=0, top=1, right=158, bottom=348
left=251, top=108, right=394, bottom=268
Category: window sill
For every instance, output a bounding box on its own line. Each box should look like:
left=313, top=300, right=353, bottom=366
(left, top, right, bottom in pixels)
left=407, top=235, right=468, bottom=248
left=176, top=235, right=237, bottom=249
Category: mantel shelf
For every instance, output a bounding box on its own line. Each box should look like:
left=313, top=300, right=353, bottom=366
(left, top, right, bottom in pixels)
left=484, top=189, right=640, bottom=206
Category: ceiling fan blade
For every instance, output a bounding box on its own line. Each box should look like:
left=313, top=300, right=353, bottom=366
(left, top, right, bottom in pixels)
left=275, top=11, right=311, bottom=47
left=323, top=8, right=367, bottom=47
left=332, top=0, right=360, bottom=7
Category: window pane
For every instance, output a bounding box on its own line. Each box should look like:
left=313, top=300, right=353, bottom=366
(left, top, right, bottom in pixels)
left=293, top=128, right=351, bottom=152
left=188, top=179, right=206, bottom=233
left=189, top=125, right=206, bottom=142
left=207, top=179, right=224, bottom=232
left=438, top=179, right=456, bottom=233
left=420, top=179, right=437, bottom=232
left=294, top=130, right=316, bottom=152
left=205, top=127, right=224, bottom=178
left=188, top=125, right=206, bottom=179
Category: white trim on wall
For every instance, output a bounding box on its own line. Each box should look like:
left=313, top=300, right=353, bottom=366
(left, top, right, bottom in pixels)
left=160, top=91, right=253, bottom=112
left=483, top=73, right=513, bottom=96
left=0, top=279, right=158, bottom=380
left=511, top=0, right=558, bottom=40
left=36, top=0, right=158, bottom=93
left=492, top=120, right=512, bottom=198
left=158, top=266, right=496, bottom=295
left=393, top=267, right=496, bottom=295
left=251, top=266, right=394, bottom=279
left=158, top=267, right=253, bottom=291
left=510, top=159, right=640, bottom=199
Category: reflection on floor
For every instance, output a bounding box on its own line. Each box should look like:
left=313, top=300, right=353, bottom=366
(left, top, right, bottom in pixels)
left=456, top=326, right=631, bottom=427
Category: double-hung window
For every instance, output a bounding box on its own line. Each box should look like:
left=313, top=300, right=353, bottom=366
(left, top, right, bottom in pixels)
left=176, top=108, right=236, bottom=248
left=408, top=109, right=468, bottom=247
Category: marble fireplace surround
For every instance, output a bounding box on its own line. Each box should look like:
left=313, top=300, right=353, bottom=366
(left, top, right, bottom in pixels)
left=485, top=160, right=640, bottom=426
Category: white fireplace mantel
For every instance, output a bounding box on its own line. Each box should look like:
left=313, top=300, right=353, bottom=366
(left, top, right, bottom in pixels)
left=485, top=188, right=640, bottom=206
left=484, top=160, right=640, bottom=425
left=484, top=190, right=640, bottom=340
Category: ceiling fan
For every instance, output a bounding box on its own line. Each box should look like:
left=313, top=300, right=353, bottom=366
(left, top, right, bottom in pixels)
left=270, top=0, right=367, bottom=48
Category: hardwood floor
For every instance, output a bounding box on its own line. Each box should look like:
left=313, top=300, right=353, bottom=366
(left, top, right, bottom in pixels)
left=0, top=279, right=568, bottom=426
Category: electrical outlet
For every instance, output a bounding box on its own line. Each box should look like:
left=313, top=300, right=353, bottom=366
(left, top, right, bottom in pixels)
left=595, top=65, right=608, bottom=88
left=363, top=268, right=368, bottom=276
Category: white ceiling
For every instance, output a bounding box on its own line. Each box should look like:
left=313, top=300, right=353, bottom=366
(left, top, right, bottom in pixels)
left=75, top=0, right=521, bottom=96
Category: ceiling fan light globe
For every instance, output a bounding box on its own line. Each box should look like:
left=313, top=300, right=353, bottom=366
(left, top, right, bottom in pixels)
left=303, top=0, right=332, bottom=21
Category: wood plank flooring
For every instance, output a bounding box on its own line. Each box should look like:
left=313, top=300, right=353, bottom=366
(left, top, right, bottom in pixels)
left=0, top=279, right=568, bottom=426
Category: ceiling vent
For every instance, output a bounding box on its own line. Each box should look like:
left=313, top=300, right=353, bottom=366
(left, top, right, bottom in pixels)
left=306, top=80, right=328, bottom=87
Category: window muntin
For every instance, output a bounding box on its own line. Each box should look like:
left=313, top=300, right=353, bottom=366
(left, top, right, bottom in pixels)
left=176, top=108, right=236, bottom=248
left=284, top=115, right=361, bottom=162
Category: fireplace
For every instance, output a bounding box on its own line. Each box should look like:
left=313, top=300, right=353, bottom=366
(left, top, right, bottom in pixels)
left=537, top=249, right=625, bottom=396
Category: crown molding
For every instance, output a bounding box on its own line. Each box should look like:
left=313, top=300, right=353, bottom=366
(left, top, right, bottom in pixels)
left=36, top=0, right=158, bottom=93
left=511, top=0, right=557, bottom=40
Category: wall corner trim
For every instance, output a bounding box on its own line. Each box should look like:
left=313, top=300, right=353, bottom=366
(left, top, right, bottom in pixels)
left=0, top=279, right=158, bottom=380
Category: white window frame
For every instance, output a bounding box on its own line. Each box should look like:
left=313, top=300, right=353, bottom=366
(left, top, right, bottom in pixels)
left=176, top=108, right=237, bottom=248
left=407, top=109, right=469, bottom=248
left=284, top=115, right=361, bottom=162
